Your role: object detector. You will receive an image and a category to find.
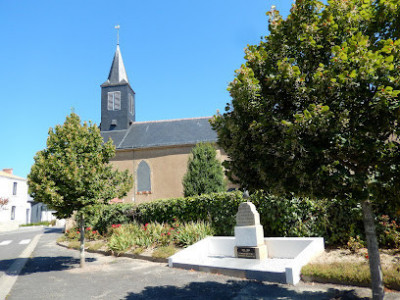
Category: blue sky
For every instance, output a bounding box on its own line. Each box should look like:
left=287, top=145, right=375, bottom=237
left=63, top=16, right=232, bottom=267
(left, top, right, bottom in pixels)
left=0, top=1, right=292, bottom=178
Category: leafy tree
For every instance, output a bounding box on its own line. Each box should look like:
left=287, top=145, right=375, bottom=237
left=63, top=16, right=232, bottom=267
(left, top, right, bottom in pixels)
left=182, top=142, right=226, bottom=197
left=28, top=113, right=133, bottom=267
left=211, top=1, right=400, bottom=299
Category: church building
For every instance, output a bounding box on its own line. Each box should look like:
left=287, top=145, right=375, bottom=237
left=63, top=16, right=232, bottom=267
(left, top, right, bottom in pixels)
left=100, top=44, right=230, bottom=203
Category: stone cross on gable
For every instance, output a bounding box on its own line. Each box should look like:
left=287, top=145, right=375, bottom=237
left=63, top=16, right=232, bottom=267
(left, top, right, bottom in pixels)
left=236, top=202, right=260, bottom=226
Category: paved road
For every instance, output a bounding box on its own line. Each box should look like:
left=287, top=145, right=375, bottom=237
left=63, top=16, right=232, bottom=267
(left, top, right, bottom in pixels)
left=3, top=227, right=400, bottom=299
left=0, top=227, right=43, bottom=277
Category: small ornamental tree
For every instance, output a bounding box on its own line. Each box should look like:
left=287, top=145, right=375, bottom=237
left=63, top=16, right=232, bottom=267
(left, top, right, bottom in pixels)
left=28, top=113, right=133, bottom=267
left=0, top=197, right=9, bottom=210
left=182, top=142, right=226, bottom=197
left=211, top=1, right=400, bottom=299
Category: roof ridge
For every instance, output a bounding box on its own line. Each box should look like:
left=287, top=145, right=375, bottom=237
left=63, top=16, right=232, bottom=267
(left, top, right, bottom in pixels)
left=118, top=122, right=133, bottom=148
left=0, top=171, right=26, bottom=180
left=102, top=129, right=127, bottom=133
left=133, top=117, right=212, bottom=125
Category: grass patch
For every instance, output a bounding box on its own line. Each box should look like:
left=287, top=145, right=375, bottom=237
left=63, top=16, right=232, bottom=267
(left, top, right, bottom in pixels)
left=383, top=264, right=400, bottom=291
left=174, top=221, right=214, bottom=248
left=87, top=241, right=104, bottom=252
left=152, top=245, right=178, bottom=259
left=57, top=235, right=67, bottom=243
left=302, top=262, right=400, bottom=290
left=20, top=220, right=55, bottom=227
left=132, top=247, right=144, bottom=255
left=67, top=240, right=80, bottom=250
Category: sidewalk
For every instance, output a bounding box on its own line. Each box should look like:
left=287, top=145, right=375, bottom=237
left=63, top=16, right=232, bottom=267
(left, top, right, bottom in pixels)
left=7, top=228, right=400, bottom=300
left=0, top=221, right=20, bottom=232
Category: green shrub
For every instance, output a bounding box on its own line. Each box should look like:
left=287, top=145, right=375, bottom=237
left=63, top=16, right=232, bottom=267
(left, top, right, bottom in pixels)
left=322, top=198, right=364, bottom=245
left=86, top=203, right=135, bottom=235
left=250, top=191, right=327, bottom=238
left=377, top=215, right=400, bottom=249
left=65, top=228, right=80, bottom=240
left=84, top=227, right=102, bottom=241
left=174, top=221, right=215, bottom=248
left=64, top=226, right=102, bottom=241
left=134, top=191, right=370, bottom=245
left=107, top=221, right=214, bottom=253
left=134, top=223, right=167, bottom=248
left=92, top=190, right=395, bottom=247
left=107, top=223, right=139, bottom=253
left=135, top=191, right=245, bottom=236
left=182, top=142, right=226, bottom=197
left=346, top=236, right=365, bottom=253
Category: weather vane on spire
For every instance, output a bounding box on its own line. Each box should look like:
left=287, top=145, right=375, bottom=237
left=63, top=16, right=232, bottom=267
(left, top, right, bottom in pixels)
left=115, top=25, right=120, bottom=45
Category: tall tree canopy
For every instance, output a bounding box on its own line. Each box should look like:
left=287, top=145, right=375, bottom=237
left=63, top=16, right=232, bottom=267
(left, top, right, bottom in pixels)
left=28, top=113, right=133, bottom=266
left=211, top=1, right=400, bottom=298
left=182, top=142, right=226, bottom=197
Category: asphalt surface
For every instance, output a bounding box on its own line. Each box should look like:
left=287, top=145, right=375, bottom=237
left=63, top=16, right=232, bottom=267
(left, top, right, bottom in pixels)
left=0, top=227, right=44, bottom=274
left=3, top=227, right=400, bottom=300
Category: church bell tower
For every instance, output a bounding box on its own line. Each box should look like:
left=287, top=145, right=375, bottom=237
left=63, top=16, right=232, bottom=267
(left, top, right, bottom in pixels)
left=100, top=39, right=135, bottom=131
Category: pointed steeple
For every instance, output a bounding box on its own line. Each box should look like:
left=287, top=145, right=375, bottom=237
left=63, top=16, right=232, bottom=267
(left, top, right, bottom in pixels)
left=102, top=45, right=129, bottom=86
left=100, top=41, right=135, bottom=131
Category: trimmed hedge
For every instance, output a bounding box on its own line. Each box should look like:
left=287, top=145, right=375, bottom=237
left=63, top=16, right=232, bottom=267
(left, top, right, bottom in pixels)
left=88, top=203, right=135, bottom=235
left=135, top=191, right=244, bottom=236
left=87, top=191, right=396, bottom=246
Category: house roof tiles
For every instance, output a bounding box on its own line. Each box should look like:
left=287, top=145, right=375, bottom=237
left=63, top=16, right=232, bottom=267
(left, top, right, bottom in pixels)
left=0, top=171, right=26, bottom=181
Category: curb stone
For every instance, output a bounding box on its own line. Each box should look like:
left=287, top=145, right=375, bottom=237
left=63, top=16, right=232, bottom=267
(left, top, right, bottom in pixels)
left=56, top=242, right=169, bottom=263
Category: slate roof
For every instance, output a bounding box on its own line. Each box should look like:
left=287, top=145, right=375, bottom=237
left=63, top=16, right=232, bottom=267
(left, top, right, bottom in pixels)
left=101, top=45, right=129, bottom=87
left=101, top=117, right=218, bottom=150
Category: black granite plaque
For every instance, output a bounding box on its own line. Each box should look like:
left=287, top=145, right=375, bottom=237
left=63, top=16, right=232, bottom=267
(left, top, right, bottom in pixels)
left=236, top=247, right=256, bottom=259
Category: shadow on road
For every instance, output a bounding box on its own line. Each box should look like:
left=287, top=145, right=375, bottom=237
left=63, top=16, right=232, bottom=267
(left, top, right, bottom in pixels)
left=43, top=227, right=64, bottom=234
left=0, top=256, right=96, bottom=276
left=123, top=280, right=369, bottom=300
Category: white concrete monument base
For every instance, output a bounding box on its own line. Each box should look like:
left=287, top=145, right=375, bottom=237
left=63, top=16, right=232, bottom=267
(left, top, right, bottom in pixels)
left=168, top=236, right=324, bottom=285
left=169, top=201, right=324, bottom=285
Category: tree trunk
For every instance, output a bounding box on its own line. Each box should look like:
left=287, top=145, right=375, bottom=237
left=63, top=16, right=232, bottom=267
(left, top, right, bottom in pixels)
left=79, top=214, right=85, bottom=268
left=362, top=200, right=384, bottom=300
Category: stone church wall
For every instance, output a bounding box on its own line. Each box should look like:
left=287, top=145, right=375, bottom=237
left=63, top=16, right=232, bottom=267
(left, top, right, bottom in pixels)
left=109, top=145, right=233, bottom=204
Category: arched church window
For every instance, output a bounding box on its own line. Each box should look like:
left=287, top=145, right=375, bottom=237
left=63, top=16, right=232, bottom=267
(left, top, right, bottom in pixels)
left=137, top=160, right=151, bottom=192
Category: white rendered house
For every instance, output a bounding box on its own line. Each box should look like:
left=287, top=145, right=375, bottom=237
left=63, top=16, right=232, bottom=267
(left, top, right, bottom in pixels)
left=0, top=168, right=32, bottom=231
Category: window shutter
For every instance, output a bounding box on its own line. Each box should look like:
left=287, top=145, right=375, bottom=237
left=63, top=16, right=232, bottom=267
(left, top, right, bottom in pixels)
left=107, top=92, right=114, bottom=110
left=114, top=91, right=121, bottom=110
left=129, top=94, right=133, bottom=114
